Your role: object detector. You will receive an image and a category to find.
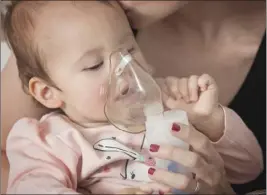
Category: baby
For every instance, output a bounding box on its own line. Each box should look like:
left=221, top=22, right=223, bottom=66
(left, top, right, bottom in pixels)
left=2, top=1, right=262, bottom=194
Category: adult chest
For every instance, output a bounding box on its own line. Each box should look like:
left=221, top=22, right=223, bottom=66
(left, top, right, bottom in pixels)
left=136, top=1, right=265, bottom=105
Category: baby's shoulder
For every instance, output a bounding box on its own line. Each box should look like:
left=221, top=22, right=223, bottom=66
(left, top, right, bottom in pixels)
left=9, top=111, right=80, bottom=140
left=40, top=111, right=78, bottom=136
left=6, top=112, right=85, bottom=161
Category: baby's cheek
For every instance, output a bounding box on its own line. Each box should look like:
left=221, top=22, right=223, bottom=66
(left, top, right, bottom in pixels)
left=72, top=82, right=107, bottom=115
left=83, top=93, right=105, bottom=108
left=86, top=88, right=106, bottom=110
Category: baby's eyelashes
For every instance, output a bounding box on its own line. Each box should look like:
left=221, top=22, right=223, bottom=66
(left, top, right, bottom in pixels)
left=82, top=62, right=103, bottom=71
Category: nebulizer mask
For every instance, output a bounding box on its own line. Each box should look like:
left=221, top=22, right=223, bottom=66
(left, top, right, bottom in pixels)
left=104, top=48, right=190, bottom=193
left=104, top=49, right=161, bottom=132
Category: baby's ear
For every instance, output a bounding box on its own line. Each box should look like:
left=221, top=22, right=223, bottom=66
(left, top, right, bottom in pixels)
left=29, top=77, right=63, bottom=109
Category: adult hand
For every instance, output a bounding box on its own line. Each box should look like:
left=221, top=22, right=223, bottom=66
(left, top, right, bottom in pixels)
left=147, top=123, right=235, bottom=194
left=118, top=187, right=152, bottom=194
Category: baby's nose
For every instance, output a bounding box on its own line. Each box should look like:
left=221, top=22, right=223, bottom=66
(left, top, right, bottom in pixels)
left=118, top=78, right=130, bottom=96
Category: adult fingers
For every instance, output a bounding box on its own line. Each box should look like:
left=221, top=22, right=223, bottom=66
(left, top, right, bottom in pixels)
left=149, top=143, right=219, bottom=186
left=170, top=123, right=224, bottom=167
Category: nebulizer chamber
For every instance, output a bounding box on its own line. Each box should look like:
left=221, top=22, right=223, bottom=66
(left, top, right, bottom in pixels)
left=104, top=49, right=190, bottom=186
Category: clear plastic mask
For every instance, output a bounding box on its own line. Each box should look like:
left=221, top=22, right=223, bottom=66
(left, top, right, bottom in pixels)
left=104, top=49, right=163, bottom=133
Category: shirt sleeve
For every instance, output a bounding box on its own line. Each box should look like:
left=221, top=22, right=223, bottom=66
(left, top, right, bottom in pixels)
left=6, top=118, right=82, bottom=194
left=212, top=106, right=263, bottom=184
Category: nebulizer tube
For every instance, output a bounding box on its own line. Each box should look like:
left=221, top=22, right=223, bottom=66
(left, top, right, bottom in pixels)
left=104, top=49, right=190, bottom=194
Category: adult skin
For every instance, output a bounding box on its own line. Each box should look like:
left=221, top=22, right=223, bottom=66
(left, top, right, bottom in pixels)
left=120, top=1, right=265, bottom=105
left=119, top=1, right=266, bottom=194
left=1, top=1, right=265, bottom=194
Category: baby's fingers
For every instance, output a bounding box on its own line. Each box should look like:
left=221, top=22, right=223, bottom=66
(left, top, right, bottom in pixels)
left=178, top=77, right=190, bottom=103
left=165, top=76, right=182, bottom=100
left=155, top=78, right=175, bottom=108
left=188, top=75, right=199, bottom=102
left=155, top=78, right=169, bottom=95
left=198, top=74, right=216, bottom=91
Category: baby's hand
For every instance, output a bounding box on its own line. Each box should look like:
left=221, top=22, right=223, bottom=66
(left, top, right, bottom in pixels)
left=156, top=74, right=218, bottom=121
left=156, top=74, right=224, bottom=141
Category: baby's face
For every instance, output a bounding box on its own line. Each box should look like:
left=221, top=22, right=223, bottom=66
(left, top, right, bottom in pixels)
left=35, top=1, right=148, bottom=125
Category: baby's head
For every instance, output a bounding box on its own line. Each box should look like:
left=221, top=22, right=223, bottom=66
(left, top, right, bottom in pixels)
left=3, top=1, right=149, bottom=126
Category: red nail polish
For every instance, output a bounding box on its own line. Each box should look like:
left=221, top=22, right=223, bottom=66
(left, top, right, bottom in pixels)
left=150, top=144, right=160, bottom=152
left=172, top=123, right=180, bottom=132
left=148, top=168, right=155, bottom=175
left=159, top=191, right=165, bottom=195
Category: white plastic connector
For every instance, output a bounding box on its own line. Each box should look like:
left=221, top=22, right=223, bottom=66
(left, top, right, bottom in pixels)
left=145, top=108, right=190, bottom=174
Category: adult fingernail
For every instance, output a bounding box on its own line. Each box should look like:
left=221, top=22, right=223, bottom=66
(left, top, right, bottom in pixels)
left=172, top=123, right=180, bottom=132
left=148, top=167, right=155, bottom=175
left=150, top=144, right=160, bottom=152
